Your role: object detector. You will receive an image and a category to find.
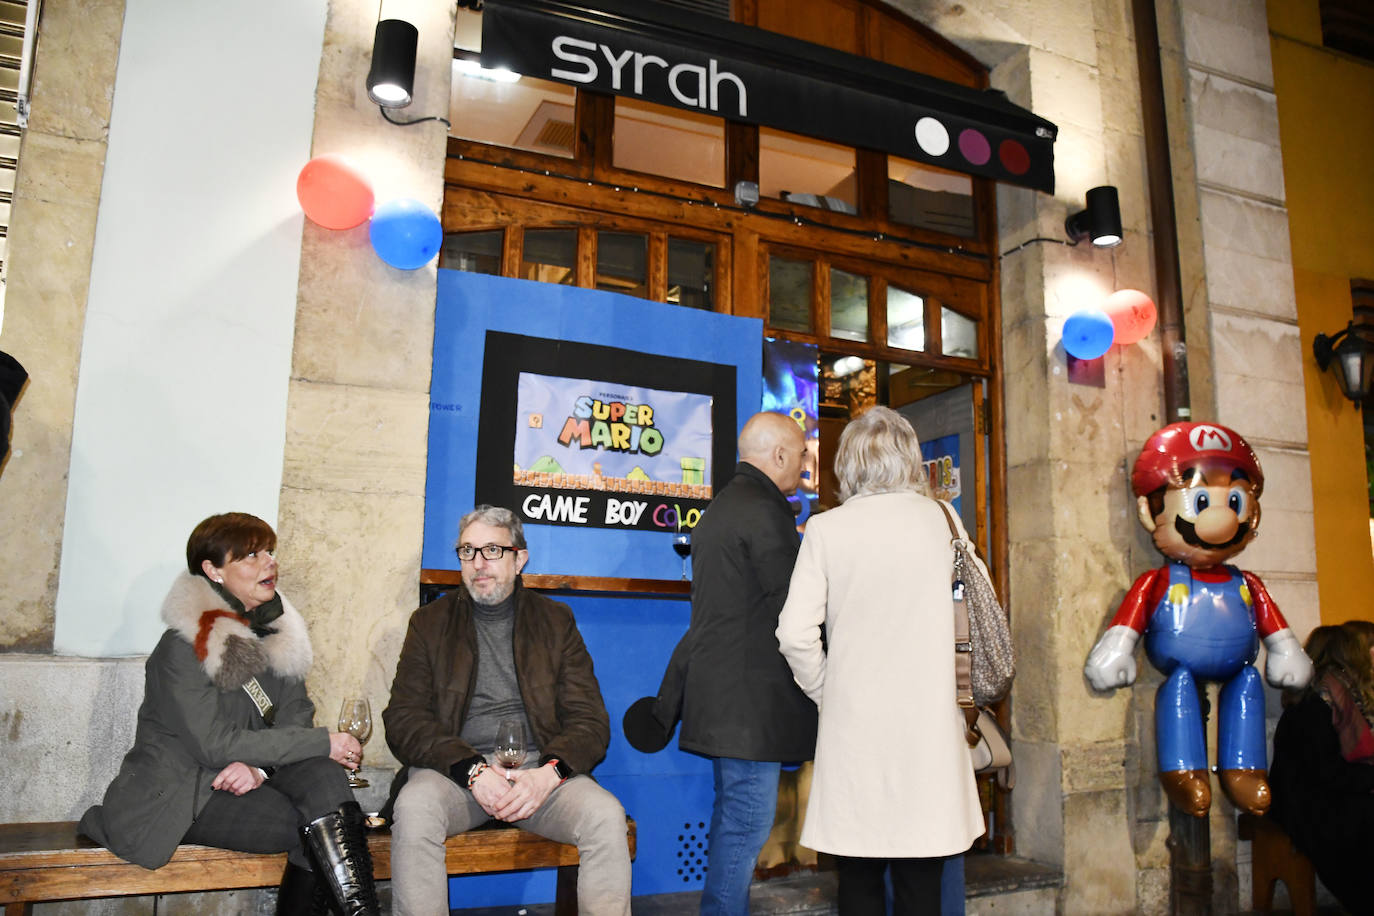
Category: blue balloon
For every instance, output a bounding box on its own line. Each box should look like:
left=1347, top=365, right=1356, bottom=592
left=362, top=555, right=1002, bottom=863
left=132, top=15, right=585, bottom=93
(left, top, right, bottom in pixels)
left=1063, top=308, right=1115, bottom=360
left=369, top=198, right=442, bottom=270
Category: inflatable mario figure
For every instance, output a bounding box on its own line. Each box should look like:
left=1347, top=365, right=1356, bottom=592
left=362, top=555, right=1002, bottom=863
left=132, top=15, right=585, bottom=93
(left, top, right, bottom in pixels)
left=1084, top=422, right=1312, bottom=817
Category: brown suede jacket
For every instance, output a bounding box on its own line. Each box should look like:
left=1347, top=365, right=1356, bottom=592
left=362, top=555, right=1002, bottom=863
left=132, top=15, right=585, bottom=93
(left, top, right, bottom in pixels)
left=382, top=580, right=610, bottom=778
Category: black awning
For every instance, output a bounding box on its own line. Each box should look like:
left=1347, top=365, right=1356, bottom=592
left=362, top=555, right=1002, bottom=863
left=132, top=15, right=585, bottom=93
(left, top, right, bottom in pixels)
left=480, top=0, right=1056, bottom=193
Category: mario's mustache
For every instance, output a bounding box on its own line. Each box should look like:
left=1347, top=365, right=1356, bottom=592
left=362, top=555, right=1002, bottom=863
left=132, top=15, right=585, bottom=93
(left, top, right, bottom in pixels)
left=1173, top=516, right=1252, bottom=551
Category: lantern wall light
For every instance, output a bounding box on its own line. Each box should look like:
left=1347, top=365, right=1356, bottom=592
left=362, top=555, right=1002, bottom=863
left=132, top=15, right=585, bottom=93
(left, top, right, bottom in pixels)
left=1313, top=305, right=1374, bottom=406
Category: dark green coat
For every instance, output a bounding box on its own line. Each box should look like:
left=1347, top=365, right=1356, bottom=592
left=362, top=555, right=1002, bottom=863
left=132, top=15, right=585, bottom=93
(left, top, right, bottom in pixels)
left=79, top=573, right=330, bottom=868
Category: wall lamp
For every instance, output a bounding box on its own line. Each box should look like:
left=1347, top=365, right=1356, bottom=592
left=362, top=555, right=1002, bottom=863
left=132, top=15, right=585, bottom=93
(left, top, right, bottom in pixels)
left=1065, top=186, right=1123, bottom=248
left=1313, top=305, right=1374, bottom=405
left=367, top=19, right=418, bottom=108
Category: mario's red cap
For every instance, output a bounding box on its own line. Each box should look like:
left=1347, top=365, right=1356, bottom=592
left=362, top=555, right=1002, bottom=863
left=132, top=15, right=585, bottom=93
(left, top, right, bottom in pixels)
left=1131, top=422, right=1264, bottom=497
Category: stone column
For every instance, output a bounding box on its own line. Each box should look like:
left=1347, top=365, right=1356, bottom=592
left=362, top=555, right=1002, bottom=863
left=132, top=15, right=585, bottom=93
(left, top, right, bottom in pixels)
left=1176, top=0, right=1318, bottom=908
left=279, top=0, right=456, bottom=778
left=990, top=1, right=1171, bottom=912
left=0, top=0, right=125, bottom=649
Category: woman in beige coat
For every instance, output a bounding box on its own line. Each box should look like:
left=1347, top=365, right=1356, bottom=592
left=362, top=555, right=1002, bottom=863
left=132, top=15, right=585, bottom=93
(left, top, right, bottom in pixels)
left=776, top=406, right=985, bottom=914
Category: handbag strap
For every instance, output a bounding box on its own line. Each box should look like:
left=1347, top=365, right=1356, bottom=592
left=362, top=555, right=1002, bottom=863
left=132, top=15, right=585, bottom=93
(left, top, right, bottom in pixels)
left=937, top=501, right=980, bottom=746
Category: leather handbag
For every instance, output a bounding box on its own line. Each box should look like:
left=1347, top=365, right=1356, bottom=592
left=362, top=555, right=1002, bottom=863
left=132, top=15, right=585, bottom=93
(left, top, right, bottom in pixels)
left=938, top=501, right=1015, bottom=790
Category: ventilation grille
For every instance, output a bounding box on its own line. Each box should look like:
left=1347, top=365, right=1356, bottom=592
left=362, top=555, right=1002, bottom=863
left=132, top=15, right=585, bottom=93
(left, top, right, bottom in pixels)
left=675, top=820, right=709, bottom=884
left=534, top=118, right=575, bottom=153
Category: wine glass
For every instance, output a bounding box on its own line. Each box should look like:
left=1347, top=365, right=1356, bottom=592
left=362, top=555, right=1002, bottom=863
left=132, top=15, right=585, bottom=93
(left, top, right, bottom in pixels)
left=494, top=718, right=527, bottom=775
left=337, top=697, right=372, bottom=788
left=673, top=532, right=691, bottom=580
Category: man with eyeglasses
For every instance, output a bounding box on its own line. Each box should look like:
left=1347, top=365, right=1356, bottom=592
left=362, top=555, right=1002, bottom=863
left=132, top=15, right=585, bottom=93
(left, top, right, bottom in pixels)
left=382, top=504, right=631, bottom=916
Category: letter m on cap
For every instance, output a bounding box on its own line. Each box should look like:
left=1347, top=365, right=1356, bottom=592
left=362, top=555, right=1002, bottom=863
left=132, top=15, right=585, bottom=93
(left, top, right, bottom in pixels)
left=1189, top=424, right=1233, bottom=452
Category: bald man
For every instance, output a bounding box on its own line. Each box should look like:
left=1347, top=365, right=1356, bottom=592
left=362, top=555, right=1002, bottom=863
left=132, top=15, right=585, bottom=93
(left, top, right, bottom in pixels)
left=670, top=411, right=817, bottom=915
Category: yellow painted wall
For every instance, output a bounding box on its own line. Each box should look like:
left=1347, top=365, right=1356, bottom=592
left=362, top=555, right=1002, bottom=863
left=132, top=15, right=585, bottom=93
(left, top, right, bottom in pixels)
left=1269, top=0, right=1374, bottom=623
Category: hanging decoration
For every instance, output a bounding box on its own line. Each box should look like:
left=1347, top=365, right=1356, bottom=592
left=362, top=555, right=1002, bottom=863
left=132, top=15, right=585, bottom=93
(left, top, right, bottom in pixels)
left=1062, top=308, right=1115, bottom=360
left=368, top=198, right=443, bottom=270
left=1103, top=289, right=1157, bottom=345
left=294, top=157, right=443, bottom=271
left=296, top=154, right=375, bottom=230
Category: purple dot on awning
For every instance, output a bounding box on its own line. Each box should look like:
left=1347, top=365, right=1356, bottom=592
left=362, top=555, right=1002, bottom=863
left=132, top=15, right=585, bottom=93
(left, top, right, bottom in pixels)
left=999, top=139, right=1030, bottom=175
left=958, top=129, right=991, bottom=166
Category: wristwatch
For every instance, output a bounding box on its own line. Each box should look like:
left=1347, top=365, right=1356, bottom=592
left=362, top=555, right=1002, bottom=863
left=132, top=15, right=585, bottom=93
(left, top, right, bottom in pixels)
left=546, top=758, right=573, bottom=784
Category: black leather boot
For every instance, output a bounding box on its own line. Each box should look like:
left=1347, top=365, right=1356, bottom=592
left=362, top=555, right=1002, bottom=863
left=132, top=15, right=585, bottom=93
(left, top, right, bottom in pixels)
left=301, top=801, right=380, bottom=916
left=276, top=861, right=330, bottom=916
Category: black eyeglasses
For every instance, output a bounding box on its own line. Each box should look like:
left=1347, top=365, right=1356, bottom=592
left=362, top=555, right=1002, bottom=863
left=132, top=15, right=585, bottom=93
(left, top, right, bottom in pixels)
left=456, top=544, right=520, bottom=561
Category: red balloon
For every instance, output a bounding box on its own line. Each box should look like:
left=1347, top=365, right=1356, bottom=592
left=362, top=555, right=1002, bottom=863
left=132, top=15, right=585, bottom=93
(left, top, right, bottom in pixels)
left=1103, top=289, right=1157, bottom=345
left=296, top=154, right=374, bottom=230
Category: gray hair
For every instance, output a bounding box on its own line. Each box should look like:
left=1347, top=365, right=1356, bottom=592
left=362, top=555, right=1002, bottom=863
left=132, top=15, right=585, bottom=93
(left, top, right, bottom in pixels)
left=457, top=504, right=527, bottom=550
left=834, top=406, right=930, bottom=502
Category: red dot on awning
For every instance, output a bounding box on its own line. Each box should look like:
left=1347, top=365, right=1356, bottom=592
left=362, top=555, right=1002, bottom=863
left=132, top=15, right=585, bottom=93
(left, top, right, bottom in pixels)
left=999, top=139, right=1030, bottom=175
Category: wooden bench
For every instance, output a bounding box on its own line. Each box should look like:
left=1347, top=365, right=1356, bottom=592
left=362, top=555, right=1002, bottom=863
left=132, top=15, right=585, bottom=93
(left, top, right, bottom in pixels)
left=1238, top=813, right=1315, bottom=916
left=0, top=819, right=636, bottom=915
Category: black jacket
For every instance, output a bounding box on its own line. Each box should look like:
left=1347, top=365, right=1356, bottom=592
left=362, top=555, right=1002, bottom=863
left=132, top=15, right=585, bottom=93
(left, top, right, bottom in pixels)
left=1268, top=692, right=1374, bottom=914
left=658, top=462, right=817, bottom=761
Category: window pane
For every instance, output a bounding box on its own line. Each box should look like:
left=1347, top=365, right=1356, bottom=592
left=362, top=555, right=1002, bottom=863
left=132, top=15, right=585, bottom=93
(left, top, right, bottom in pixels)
left=769, top=256, right=812, bottom=332
left=888, top=155, right=975, bottom=237
left=887, top=286, right=926, bottom=351
left=613, top=98, right=725, bottom=188
left=760, top=128, right=856, bottom=214
left=440, top=230, right=503, bottom=275
left=454, top=9, right=481, bottom=53
left=667, top=238, right=714, bottom=311
left=829, top=268, right=869, bottom=342
left=521, top=229, right=576, bottom=285
left=941, top=305, right=979, bottom=359
left=596, top=232, right=647, bottom=298
left=449, top=66, right=576, bottom=159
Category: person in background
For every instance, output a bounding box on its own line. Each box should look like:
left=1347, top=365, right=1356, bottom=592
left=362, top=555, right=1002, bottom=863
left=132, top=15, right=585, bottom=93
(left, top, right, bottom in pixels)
left=0, top=350, right=27, bottom=469
left=776, top=406, right=984, bottom=914
left=660, top=410, right=816, bottom=916
left=79, top=512, right=377, bottom=916
left=382, top=504, right=631, bottom=916
left=1268, top=623, right=1374, bottom=914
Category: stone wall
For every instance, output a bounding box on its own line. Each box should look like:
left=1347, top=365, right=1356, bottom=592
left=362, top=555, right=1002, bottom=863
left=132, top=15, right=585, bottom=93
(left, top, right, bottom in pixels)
left=0, top=0, right=1318, bottom=914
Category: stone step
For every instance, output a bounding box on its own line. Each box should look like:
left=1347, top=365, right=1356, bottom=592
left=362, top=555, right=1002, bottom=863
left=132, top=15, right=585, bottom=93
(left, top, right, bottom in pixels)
left=449, top=853, right=1063, bottom=915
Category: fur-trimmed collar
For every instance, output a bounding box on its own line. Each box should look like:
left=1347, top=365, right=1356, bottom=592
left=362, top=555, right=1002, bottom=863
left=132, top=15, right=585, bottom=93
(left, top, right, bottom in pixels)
left=161, top=572, right=313, bottom=689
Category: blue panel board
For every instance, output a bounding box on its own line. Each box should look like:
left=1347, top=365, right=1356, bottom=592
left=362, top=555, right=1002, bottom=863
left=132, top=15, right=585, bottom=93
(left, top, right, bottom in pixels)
left=445, top=592, right=716, bottom=906
left=426, top=270, right=763, bottom=579
left=427, top=274, right=764, bottom=905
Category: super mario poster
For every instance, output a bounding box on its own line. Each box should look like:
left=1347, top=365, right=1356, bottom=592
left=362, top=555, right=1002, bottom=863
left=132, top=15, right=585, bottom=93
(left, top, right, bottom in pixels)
left=509, top=373, right=715, bottom=527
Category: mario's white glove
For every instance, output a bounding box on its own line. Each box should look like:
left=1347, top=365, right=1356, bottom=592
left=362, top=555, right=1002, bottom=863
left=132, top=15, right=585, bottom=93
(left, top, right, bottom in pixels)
left=1263, top=628, right=1314, bottom=689
left=1085, top=625, right=1141, bottom=691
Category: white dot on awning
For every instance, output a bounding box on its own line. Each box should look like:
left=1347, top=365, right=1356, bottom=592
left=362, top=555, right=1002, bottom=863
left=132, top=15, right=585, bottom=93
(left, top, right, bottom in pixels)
left=915, top=117, right=950, bottom=156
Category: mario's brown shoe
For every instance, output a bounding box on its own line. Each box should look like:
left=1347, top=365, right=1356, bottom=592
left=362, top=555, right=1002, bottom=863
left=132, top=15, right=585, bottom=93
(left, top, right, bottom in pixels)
left=1159, top=769, right=1211, bottom=817
left=1219, top=768, right=1271, bottom=815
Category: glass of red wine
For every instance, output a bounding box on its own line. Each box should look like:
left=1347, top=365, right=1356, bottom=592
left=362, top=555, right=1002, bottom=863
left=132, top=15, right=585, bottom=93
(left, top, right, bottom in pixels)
left=673, top=532, right=691, bottom=580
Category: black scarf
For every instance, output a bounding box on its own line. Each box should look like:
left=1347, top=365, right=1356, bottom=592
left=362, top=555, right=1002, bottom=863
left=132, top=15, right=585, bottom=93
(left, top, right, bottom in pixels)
left=208, top=578, right=284, bottom=637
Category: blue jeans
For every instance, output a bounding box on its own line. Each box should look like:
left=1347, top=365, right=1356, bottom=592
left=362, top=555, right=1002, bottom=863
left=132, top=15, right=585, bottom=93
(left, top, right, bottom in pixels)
left=701, top=758, right=781, bottom=916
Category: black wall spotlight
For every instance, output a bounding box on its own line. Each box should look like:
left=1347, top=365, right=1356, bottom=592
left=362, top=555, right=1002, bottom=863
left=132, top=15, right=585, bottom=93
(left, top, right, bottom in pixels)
left=367, top=19, right=418, bottom=109
left=1065, top=185, right=1123, bottom=248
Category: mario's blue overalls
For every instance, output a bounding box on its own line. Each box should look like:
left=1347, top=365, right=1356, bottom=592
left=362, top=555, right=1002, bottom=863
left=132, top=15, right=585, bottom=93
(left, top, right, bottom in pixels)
left=1145, top=562, right=1268, bottom=774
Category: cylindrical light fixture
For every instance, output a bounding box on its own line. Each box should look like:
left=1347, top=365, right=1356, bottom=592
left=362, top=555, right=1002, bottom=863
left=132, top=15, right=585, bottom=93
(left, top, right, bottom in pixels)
left=367, top=19, right=418, bottom=109
left=1065, top=185, right=1124, bottom=248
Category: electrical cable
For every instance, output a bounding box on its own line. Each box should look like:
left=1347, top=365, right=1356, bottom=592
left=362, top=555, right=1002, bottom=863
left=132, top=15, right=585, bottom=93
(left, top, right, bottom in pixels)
left=381, top=105, right=451, bottom=128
